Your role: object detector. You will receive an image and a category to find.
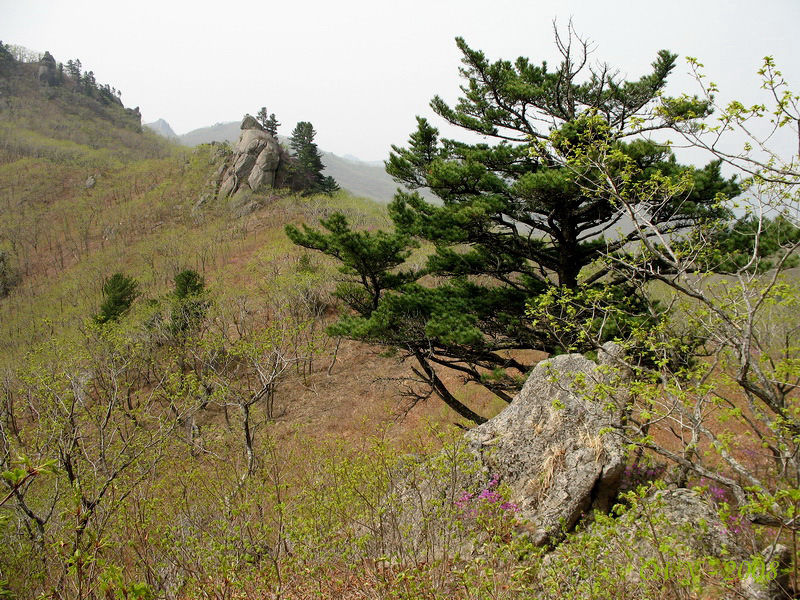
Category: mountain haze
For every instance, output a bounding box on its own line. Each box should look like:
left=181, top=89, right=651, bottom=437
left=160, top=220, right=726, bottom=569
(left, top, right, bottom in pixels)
left=143, top=117, right=178, bottom=139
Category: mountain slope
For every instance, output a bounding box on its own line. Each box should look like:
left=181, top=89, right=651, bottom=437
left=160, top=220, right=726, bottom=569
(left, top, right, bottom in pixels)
left=144, top=117, right=179, bottom=139
left=0, top=55, right=485, bottom=428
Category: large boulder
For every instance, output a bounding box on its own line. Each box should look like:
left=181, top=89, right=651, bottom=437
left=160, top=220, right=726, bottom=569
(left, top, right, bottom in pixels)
left=218, top=116, right=289, bottom=199
left=37, top=50, right=56, bottom=85
left=466, top=342, right=629, bottom=546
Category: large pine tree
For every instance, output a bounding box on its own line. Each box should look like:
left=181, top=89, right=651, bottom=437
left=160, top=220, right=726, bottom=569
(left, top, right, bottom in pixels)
left=288, top=30, right=738, bottom=423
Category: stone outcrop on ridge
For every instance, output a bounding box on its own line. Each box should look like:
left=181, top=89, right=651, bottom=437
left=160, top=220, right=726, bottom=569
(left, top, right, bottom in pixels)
left=217, top=115, right=290, bottom=200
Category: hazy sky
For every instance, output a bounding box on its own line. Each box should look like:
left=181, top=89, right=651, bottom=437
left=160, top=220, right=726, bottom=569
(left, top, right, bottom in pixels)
left=2, top=0, right=799, bottom=162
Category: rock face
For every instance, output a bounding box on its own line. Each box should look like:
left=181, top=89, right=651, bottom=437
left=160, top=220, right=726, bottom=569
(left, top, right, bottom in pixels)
left=217, top=116, right=290, bottom=199
left=37, top=51, right=56, bottom=85
left=466, top=343, right=628, bottom=546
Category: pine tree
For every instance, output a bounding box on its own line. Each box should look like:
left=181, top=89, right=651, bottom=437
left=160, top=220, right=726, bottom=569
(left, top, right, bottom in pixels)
left=318, top=175, right=340, bottom=196
left=170, top=269, right=209, bottom=335
left=265, top=114, right=280, bottom=137
left=95, top=273, right=139, bottom=325
left=257, top=107, right=281, bottom=136
left=81, top=71, right=96, bottom=96
left=289, top=121, right=335, bottom=195
left=288, top=30, right=739, bottom=423
left=0, top=42, right=14, bottom=76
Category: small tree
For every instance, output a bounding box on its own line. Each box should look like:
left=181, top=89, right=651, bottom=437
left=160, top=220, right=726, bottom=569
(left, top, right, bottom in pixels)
left=318, top=175, right=340, bottom=196
left=170, top=269, right=209, bottom=335
left=0, top=250, right=18, bottom=297
left=95, top=272, right=139, bottom=325
left=65, top=58, right=81, bottom=80
left=289, top=121, right=337, bottom=195
left=257, top=106, right=281, bottom=137
left=0, top=42, right=14, bottom=76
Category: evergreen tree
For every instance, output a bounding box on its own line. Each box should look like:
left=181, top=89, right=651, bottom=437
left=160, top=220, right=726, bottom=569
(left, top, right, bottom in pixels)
left=81, top=70, right=96, bottom=96
left=318, top=175, right=340, bottom=196
left=290, top=121, right=336, bottom=195
left=257, top=106, right=281, bottom=136
left=95, top=273, right=139, bottom=325
left=0, top=42, right=14, bottom=76
left=257, top=106, right=268, bottom=128
left=265, top=114, right=280, bottom=137
left=170, top=269, right=209, bottom=335
left=68, top=59, right=82, bottom=80
left=288, top=30, right=738, bottom=423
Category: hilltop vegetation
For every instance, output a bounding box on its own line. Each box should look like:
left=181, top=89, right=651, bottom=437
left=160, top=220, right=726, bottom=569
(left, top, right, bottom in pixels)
left=1, top=35, right=800, bottom=600
left=0, top=46, right=501, bottom=598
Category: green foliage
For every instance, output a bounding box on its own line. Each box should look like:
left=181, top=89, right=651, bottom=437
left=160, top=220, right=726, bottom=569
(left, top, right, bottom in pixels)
left=711, top=213, right=800, bottom=273
left=99, top=565, right=155, bottom=600
left=256, top=106, right=281, bottom=136
left=286, top=213, right=418, bottom=315
left=289, top=121, right=338, bottom=195
left=318, top=174, right=340, bottom=196
left=95, top=272, right=139, bottom=324
left=0, top=41, right=14, bottom=76
left=169, top=269, right=209, bottom=335
left=288, top=29, right=737, bottom=421
left=0, top=250, right=18, bottom=298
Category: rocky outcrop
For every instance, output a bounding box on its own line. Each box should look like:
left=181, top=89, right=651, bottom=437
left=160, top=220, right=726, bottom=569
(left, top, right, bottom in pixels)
left=217, top=116, right=289, bottom=200
left=466, top=343, right=629, bottom=546
left=37, top=51, right=56, bottom=86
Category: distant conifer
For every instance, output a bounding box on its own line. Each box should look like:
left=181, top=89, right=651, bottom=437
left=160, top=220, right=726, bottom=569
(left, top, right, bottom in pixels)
left=95, top=273, right=139, bottom=325
left=257, top=106, right=281, bottom=136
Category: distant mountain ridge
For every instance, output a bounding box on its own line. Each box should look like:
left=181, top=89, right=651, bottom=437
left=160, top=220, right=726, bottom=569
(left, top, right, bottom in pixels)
left=177, top=121, right=241, bottom=147
left=147, top=119, right=406, bottom=204
left=144, top=118, right=178, bottom=139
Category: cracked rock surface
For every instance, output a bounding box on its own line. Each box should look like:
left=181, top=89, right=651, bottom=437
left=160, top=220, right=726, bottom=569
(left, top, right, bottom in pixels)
left=466, top=343, right=629, bottom=545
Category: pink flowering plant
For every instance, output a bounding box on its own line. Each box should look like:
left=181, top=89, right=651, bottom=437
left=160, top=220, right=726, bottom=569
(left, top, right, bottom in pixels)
left=455, top=475, right=519, bottom=542
left=698, top=478, right=749, bottom=537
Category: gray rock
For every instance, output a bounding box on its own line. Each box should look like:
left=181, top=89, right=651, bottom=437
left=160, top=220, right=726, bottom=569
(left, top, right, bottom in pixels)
left=639, top=489, right=747, bottom=558
left=217, top=117, right=289, bottom=200
left=217, top=172, right=237, bottom=200
left=37, top=51, right=56, bottom=85
left=240, top=115, right=261, bottom=130
left=235, top=129, right=269, bottom=155
left=741, top=544, right=792, bottom=600
left=85, top=175, right=96, bottom=189
left=542, top=488, right=752, bottom=593
left=233, top=152, right=257, bottom=181
left=466, top=342, right=628, bottom=546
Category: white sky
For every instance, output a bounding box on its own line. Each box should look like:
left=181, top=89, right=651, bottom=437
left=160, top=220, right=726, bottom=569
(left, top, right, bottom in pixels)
left=2, top=0, right=799, bottom=162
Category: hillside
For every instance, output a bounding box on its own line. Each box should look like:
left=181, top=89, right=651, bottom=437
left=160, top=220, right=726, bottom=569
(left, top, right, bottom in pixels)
left=0, top=54, right=483, bottom=430
left=2, top=44, right=798, bottom=600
